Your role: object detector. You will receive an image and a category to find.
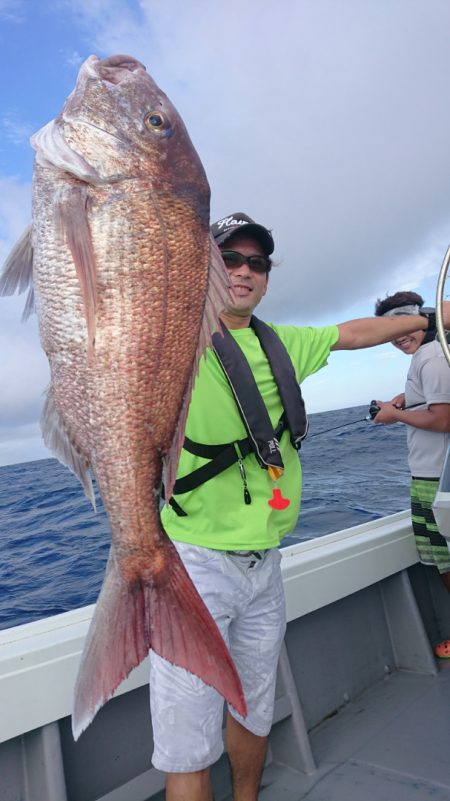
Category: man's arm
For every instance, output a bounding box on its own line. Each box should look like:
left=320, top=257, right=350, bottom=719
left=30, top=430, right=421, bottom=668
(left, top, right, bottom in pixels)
left=373, top=401, right=450, bottom=432
left=331, top=301, right=450, bottom=351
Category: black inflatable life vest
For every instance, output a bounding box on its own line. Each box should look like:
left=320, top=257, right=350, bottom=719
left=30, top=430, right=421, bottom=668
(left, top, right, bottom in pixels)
left=168, top=316, right=308, bottom=516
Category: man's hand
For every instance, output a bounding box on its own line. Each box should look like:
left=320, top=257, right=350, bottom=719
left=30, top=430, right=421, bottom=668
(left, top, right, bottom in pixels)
left=372, top=400, right=401, bottom=425
left=391, top=393, right=405, bottom=409
left=373, top=400, right=450, bottom=431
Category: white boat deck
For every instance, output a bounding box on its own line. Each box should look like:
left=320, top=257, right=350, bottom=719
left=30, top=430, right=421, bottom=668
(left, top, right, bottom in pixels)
left=2, top=511, right=450, bottom=801
left=147, top=662, right=450, bottom=801
left=256, top=664, right=450, bottom=801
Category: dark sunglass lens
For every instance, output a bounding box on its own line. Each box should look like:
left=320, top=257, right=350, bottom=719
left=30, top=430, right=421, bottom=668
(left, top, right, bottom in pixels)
left=248, top=257, right=269, bottom=272
left=221, top=251, right=268, bottom=272
left=222, top=251, right=242, bottom=268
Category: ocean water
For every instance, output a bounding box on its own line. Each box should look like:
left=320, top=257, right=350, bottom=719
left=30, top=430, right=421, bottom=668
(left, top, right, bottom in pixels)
left=0, top=405, right=410, bottom=631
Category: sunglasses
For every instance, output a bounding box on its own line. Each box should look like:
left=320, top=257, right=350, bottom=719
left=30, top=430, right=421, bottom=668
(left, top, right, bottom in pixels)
left=221, top=250, right=270, bottom=274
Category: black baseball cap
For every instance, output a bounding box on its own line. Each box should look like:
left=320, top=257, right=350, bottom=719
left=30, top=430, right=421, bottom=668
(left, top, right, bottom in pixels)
left=211, top=212, right=274, bottom=256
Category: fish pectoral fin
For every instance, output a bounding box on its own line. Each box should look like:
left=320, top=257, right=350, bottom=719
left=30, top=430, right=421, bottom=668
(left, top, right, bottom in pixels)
left=41, top=388, right=95, bottom=509
left=31, top=119, right=102, bottom=183
left=55, top=186, right=97, bottom=353
left=72, top=537, right=246, bottom=740
left=0, top=225, right=35, bottom=319
left=204, top=234, right=233, bottom=337
left=164, top=236, right=231, bottom=497
left=21, top=286, right=35, bottom=322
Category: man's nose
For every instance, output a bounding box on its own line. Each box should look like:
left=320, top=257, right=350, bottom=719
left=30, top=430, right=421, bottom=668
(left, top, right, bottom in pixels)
left=234, top=260, right=252, bottom=276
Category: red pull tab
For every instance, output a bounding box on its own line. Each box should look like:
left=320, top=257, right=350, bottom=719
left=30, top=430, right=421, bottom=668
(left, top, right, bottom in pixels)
left=268, top=488, right=290, bottom=510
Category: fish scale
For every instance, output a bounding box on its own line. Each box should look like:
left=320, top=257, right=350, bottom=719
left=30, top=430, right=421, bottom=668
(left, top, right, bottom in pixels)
left=0, top=53, right=246, bottom=739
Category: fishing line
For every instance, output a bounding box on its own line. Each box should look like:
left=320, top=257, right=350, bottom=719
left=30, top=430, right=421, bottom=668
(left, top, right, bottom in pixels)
left=308, top=417, right=368, bottom=437
left=308, top=401, right=424, bottom=439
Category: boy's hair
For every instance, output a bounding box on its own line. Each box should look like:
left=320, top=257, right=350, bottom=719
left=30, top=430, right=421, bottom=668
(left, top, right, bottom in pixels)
left=374, top=291, right=424, bottom=317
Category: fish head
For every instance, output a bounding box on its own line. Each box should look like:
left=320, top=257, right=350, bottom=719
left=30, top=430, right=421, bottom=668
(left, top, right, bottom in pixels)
left=31, top=54, right=210, bottom=213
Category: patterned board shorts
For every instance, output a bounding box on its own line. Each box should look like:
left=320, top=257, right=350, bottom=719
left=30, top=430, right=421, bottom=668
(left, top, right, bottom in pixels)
left=411, top=477, right=450, bottom=574
left=149, top=541, right=287, bottom=773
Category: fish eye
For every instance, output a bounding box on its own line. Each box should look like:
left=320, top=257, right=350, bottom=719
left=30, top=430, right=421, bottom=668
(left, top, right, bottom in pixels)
left=144, top=111, right=168, bottom=132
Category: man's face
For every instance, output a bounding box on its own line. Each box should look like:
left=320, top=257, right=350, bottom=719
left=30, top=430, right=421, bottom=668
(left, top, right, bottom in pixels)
left=220, top=234, right=269, bottom=318
left=391, top=328, right=426, bottom=354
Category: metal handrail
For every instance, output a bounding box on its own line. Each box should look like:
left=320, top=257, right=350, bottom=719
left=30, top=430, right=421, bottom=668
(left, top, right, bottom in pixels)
left=436, top=244, right=450, bottom=367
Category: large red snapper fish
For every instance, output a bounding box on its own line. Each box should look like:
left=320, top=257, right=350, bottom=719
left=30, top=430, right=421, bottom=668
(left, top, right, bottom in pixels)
left=0, top=54, right=245, bottom=739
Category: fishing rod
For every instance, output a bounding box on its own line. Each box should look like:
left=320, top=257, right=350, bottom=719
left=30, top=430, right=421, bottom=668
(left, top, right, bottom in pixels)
left=308, top=400, right=424, bottom=438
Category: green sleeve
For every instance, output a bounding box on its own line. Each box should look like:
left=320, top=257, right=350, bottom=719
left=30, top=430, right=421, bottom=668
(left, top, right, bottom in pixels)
left=269, top=323, right=339, bottom=382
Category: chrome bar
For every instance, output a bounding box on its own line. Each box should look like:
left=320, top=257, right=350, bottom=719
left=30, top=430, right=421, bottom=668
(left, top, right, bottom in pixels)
left=436, top=244, right=450, bottom=367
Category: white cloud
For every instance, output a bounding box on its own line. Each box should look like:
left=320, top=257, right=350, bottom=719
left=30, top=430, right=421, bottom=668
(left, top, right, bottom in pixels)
left=55, top=0, right=450, bottom=324
left=0, top=0, right=24, bottom=22
left=377, top=350, right=401, bottom=361
left=0, top=424, right=49, bottom=466
left=61, top=49, right=85, bottom=68
left=0, top=177, right=31, bottom=247
left=3, top=0, right=450, bottom=463
left=1, top=111, right=34, bottom=146
left=0, top=177, right=49, bottom=464
left=0, top=322, right=49, bottom=423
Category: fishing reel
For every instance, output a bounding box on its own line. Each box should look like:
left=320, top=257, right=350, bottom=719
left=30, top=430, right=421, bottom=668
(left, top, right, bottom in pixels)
left=368, top=400, right=380, bottom=419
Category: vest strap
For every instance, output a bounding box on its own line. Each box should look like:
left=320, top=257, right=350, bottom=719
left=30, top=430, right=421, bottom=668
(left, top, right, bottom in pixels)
left=166, top=319, right=307, bottom=515
left=172, top=438, right=252, bottom=495
left=172, top=417, right=286, bottom=497
left=250, top=316, right=308, bottom=450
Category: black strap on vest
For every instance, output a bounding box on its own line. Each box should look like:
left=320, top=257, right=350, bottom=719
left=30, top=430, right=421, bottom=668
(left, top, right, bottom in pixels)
left=167, top=317, right=308, bottom=514
left=248, top=316, right=308, bottom=451
left=212, top=317, right=308, bottom=465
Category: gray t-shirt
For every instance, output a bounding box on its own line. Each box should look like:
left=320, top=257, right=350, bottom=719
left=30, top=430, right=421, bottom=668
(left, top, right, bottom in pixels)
left=405, top=340, right=450, bottom=477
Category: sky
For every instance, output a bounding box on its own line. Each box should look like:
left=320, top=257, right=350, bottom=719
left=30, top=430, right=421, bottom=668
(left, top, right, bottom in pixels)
left=1, top=0, right=450, bottom=466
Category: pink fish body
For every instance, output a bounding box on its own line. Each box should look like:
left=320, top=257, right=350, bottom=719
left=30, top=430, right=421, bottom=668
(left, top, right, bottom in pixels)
left=0, top=54, right=245, bottom=738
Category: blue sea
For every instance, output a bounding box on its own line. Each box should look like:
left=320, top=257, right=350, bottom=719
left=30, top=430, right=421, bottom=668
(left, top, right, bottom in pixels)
left=0, top=405, right=410, bottom=631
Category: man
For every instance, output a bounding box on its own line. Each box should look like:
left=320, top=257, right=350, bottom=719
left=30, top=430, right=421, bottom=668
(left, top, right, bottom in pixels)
left=150, top=214, right=444, bottom=801
left=373, top=291, right=450, bottom=660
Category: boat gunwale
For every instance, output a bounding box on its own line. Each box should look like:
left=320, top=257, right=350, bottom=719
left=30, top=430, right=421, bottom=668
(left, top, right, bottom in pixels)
left=0, top=509, right=417, bottom=743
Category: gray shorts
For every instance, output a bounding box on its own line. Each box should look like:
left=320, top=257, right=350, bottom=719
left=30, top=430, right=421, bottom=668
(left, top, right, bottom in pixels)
left=149, top=541, right=286, bottom=773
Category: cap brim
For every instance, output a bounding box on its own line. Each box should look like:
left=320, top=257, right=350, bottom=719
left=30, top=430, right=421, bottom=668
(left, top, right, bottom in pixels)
left=215, top=223, right=274, bottom=256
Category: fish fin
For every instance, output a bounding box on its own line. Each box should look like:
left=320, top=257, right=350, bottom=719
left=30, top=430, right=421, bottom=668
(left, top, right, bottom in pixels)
left=41, top=388, right=96, bottom=509
left=164, top=236, right=231, bottom=497
left=55, top=187, right=97, bottom=353
left=21, top=286, right=35, bottom=321
left=72, top=537, right=246, bottom=740
left=0, top=226, right=35, bottom=318
left=197, top=236, right=233, bottom=351
left=31, top=119, right=102, bottom=183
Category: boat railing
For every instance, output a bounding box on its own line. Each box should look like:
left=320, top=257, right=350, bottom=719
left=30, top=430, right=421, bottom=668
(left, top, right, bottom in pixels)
left=0, top=510, right=416, bottom=746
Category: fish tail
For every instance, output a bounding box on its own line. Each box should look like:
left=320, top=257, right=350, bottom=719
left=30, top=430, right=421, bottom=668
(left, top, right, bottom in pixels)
left=72, top=541, right=246, bottom=740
